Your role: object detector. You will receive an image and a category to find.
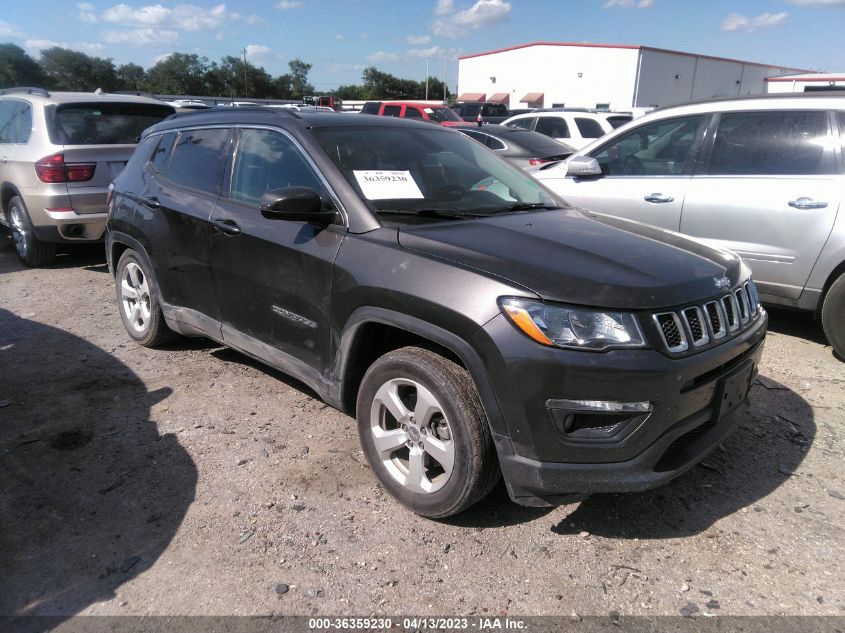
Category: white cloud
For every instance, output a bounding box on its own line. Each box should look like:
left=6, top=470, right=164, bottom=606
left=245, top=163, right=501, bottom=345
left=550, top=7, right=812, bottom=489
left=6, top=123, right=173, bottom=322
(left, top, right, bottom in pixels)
left=0, top=20, right=25, bottom=39
left=26, top=38, right=105, bottom=55
left=245, top=44, right=277, bottom=64
left=432, top=0, right=511, bottom=38
left=406, top=34, right=432, bottom=45
left=275, top=0, right=303, bottom=9
left=406, top=45, right=443, bottom=58
left=102, top=27, right=179, bottom=45
left=721, top=11, right=788, bottom=32
left=335, top=33, right=344, bottom=40
left=604, top=0, right=653, bottom=7
left=77, top=2, right=99, bottom=22
left=150, top=51, right=174, bottom=65
left=367, top=50, right=400, bottom=63
left=784, top=0, right=845, bottom=5
left=99, top=3, right=238, bottom=31
left=244, top=14, right=263, bottom=25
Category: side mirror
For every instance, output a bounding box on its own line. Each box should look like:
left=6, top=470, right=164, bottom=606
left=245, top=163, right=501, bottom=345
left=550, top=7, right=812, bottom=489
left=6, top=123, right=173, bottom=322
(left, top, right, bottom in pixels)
left=259, top=187, right=336, bottom=224
left=565, top=155, right=603, bottom=178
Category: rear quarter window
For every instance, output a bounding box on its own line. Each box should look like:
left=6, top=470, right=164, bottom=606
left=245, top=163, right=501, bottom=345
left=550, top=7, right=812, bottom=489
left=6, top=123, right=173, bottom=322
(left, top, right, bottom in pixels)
left=575, top=117, right=607, bottom=139
left=49, top=102, right=174, bottom=145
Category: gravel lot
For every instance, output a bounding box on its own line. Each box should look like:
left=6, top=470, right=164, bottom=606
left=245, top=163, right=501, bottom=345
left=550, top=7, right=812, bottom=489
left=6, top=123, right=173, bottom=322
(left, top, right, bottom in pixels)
left=1, top=234, right=843, bottom=623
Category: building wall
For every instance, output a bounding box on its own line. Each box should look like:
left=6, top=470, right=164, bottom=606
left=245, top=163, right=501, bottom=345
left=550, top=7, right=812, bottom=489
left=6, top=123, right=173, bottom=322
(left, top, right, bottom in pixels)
left=766, top=79, right=845, bottom=93
left=457, top=45, right=640, bottom=110
left=458, top=44, right=809, bottom=110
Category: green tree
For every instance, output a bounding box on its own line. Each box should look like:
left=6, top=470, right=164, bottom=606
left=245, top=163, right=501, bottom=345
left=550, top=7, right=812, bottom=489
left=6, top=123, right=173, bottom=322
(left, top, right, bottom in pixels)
left=0, top=43, right=46, bottom=88
left=331, top=83, right=367, bottom=100
left=143, top=53, right=215, bottom=96
left=208, top=55, right=274, bottom=99
left=39, top=47, right=118, bottom=91
left=287, top=58, right=313, bottom=97
left=116, top=63, right=146, bottom=91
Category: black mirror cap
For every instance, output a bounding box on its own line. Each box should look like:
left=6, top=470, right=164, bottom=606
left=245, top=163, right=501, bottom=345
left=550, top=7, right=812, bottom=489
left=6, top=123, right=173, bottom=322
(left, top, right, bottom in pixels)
left=259, top=187, right=336, bottom=224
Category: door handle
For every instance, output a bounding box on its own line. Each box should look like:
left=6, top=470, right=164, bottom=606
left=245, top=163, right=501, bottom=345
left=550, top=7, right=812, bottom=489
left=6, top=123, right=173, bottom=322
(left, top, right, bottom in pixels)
left=211, top=218, right=241, bottom=236
left=644, top=193, right=674, bottom=204
left=140, top=196, right=160, bottom=209
left=788, top=197, right=827, bottom=210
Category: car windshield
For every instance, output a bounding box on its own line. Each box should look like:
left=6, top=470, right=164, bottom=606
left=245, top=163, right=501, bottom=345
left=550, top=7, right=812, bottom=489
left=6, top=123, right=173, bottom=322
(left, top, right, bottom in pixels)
left=425, top=106, right=462, bottom=123
left=312, top=125, right=566, bottom=221
left=50, top=102, right=174, bottom=145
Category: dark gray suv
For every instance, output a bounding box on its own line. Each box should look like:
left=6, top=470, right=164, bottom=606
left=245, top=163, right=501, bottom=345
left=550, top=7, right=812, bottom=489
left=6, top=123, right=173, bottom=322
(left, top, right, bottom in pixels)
left=106, top=108, right=767, bottom=517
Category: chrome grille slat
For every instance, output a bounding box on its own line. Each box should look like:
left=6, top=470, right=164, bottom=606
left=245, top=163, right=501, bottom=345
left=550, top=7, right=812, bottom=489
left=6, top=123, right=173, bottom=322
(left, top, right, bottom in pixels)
left=651, top=280, right=761, bottom=354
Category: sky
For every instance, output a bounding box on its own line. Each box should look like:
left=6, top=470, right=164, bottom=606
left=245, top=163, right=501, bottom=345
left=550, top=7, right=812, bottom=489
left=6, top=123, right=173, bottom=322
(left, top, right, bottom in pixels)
left=0, top=0, right=842, bottom=92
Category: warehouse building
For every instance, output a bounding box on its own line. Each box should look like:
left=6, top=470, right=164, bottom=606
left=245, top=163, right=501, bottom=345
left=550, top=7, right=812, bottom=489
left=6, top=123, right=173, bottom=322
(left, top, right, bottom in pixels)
left=457, top=42, right=812, bottom=111
left=765, top=73, right=845, bottom=93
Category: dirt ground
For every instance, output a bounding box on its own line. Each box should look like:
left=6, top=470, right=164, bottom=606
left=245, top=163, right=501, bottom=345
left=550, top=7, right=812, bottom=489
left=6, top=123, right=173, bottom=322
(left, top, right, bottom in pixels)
left=1, top=234, right=843, bottom=625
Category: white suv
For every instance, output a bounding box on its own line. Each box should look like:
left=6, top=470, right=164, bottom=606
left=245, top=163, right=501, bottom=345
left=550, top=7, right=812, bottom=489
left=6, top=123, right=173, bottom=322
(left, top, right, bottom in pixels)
left=532, top=93, right=845, bottom=358
left=502, top=110, right=612, bottom=150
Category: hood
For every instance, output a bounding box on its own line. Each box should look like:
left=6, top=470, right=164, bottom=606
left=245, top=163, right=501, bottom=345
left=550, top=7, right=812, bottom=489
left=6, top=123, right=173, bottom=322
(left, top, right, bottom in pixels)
left=397, top=209, right=743, bottom=310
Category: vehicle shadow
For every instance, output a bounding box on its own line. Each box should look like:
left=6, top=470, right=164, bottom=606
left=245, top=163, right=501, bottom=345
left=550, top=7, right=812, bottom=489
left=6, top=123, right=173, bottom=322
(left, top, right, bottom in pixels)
left=765, top=306, right=828, bottom=346
left=0, top=230, right=108, bottom=273
left=550, top=376, right=813, bottom=538
left=0, top=309, right=197, bottom=630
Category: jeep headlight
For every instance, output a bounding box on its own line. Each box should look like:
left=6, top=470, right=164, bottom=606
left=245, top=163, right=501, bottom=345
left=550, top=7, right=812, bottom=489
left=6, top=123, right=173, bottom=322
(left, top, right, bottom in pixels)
left=499, top=297, right=646, bottom=351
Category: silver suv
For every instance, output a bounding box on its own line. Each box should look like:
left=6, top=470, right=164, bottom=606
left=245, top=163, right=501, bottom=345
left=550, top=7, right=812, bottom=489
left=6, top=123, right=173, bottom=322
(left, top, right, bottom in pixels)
left=0, top=88, right=174, bottom=266
left=533, top=93, right=845, bottom=358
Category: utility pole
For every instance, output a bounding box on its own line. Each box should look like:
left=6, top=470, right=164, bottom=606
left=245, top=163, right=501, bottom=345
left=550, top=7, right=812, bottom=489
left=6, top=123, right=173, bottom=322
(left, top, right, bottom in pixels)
left=243, top=48, right=249, bottom=98
left=443, top=52, right=447, bottom=102
left=425, top=58, right=429, bottom=101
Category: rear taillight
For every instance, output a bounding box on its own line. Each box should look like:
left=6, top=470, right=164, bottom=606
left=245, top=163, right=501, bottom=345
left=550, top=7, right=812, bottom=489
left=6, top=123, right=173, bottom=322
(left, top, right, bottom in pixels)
left=34, top=153, right=96, bottom=183
left=528, top=158, right=550, bottom=166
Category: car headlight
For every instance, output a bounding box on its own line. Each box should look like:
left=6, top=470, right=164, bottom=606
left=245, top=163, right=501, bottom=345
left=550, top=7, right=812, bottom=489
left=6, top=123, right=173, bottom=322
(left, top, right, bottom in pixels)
left=499, top=297, right=646, bottom=351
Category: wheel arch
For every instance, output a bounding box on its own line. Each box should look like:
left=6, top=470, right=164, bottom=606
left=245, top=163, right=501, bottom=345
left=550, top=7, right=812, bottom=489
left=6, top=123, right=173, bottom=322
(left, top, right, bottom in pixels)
left=335, top=308, right=508, bottom=437
left=1, top=183, right=23, bottom=221
left=819, top=259, right=845, bottom=315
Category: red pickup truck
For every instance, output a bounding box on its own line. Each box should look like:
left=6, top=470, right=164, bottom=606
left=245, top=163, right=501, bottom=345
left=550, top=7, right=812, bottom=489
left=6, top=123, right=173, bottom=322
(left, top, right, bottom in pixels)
left=371, top=101, right=465, bottom=127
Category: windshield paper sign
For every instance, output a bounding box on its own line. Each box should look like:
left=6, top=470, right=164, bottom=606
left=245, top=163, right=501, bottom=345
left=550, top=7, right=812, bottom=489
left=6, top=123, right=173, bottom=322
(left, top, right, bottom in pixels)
left=353, top=170, right=424, bottom=200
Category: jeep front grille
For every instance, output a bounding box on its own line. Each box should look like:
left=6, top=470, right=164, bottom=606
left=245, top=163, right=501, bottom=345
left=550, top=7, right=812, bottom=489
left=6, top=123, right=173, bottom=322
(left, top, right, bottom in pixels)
left=652, top=280, right=762, bottom=354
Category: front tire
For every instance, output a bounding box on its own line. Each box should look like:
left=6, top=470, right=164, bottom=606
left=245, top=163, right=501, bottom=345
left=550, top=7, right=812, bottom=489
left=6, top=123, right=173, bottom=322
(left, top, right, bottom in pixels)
left=115, top=249, right=177, bottom=347
left=8, top=196, right=56, bottom=267
left=357, top=346, right=500, bottom=518
left=821, top=273, right=845, bottom=360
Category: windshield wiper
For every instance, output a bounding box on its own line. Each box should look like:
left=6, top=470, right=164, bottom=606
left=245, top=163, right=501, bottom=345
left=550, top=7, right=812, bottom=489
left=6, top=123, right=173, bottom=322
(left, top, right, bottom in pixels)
left=377, top=208, right=485, bottom=220
left=495, top=202, right=560, bottom=212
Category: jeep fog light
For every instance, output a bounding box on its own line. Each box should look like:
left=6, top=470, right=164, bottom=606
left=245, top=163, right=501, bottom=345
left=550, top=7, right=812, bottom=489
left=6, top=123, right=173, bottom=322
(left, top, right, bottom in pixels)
left=547, top=399, right=653, bottom=441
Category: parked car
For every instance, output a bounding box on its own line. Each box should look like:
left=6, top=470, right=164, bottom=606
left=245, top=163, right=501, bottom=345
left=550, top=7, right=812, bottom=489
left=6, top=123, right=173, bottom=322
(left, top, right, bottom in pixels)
left=599, top=112, right=634, bottom=129
left=452, top=102, right=511, bottom=124
left=0, top=87, right=175, bottom=266
left=107, top=108, right=766, bottom=517
left=502, top=110, right=613, bottom=149
left=455, top=124, right=575, bottom=170
left=532, top=93, right=845, bottom=358
left=359, top=101, right=381, bottom=115
left=373, top=101, right=463, bottom=126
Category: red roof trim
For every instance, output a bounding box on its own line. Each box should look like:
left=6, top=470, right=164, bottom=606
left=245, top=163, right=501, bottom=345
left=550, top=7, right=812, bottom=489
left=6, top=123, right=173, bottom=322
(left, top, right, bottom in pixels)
left=766, top=75, right=845, bottom=82
left=459, top=41, right=813, bottom=74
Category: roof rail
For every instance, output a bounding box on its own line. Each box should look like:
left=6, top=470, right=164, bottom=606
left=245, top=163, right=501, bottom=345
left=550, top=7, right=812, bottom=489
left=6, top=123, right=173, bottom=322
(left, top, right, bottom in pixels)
left=0, top=86, right=51, bottom=98
left=110, top=90, right=161, bottom=100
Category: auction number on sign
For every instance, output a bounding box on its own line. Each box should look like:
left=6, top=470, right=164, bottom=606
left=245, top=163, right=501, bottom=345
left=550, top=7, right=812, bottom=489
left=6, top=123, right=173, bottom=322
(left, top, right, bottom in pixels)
left=353, top=170, right=424, bottom=200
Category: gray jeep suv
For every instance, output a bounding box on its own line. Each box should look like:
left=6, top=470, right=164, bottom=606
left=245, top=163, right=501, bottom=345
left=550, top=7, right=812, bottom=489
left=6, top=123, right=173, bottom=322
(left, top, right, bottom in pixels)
left=0, top=88, right=174, bottom=266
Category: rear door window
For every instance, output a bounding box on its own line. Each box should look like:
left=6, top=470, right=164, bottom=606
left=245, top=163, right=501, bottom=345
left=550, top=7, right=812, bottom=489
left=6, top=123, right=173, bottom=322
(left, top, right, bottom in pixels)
left=403, top=106, right=423, bottom=119
left=166, top=127, right=231, bottom=195
left=535, top=116, right=569, bottom=138
left=575, top=117, right=606, bottom=139
left=51, top=102, right=174, bottom=145
left=591, top=115, right=704, bottom=176
left=382, top=105, right=402, bottom=117
left=0, top=101, right=18, bottom=143
left=708, top=110, right=835, bottom=176
left=150, top=131, right=177, bottom=173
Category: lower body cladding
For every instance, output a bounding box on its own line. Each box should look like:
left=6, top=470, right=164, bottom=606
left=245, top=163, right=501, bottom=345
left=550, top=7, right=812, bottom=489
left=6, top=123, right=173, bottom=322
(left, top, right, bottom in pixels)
left=475, top=312, right=768, bottom=507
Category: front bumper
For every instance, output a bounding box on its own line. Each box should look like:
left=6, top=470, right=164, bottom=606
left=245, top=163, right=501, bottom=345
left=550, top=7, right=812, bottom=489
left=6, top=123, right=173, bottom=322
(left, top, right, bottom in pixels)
left=474, top=310, right=767, bottom=506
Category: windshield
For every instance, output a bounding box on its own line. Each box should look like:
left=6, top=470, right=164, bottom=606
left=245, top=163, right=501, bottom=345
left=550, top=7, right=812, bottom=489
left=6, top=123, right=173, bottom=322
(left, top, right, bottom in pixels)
left=425, top=106, right=462, bottom=123
left=313, top=125, right=565, bottom=221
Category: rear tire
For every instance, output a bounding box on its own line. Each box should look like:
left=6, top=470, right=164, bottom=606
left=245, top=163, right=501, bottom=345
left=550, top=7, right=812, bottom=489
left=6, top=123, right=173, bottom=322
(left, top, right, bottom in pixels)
left=115, top=249, right=177, bottom=347
left=8, top=196, right=56, bottom=267
left=356, top=346, right=500, bottom=518
left=821, top=272, right=845, bottom=360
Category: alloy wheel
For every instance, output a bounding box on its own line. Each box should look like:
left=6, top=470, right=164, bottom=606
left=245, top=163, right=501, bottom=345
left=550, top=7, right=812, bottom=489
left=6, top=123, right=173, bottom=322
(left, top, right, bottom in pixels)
left=120, top=262, right=152, bottom=334
left=9, top=207, right=27, bottom=259
left=369, top=377, right=455, bottom=494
